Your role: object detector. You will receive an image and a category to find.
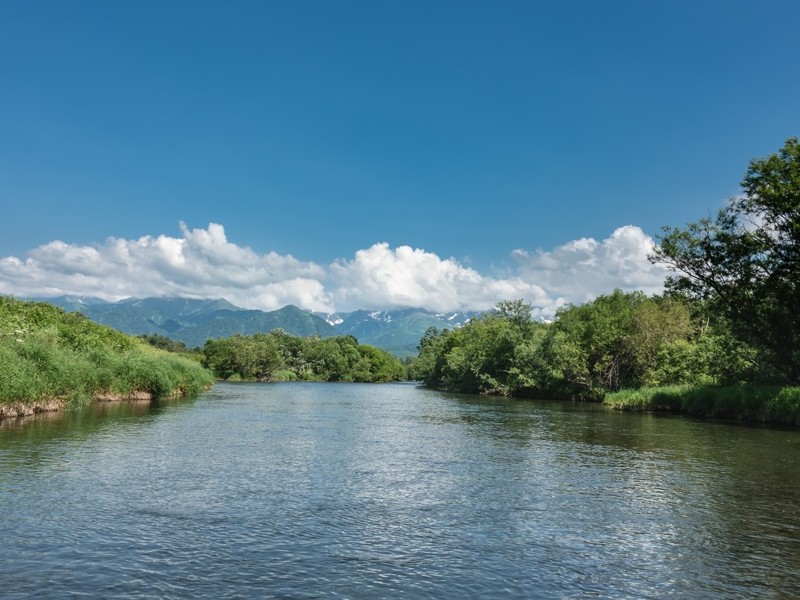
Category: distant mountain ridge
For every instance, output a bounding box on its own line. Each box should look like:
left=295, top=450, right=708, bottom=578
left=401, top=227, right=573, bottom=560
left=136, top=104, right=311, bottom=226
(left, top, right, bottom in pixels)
left=35, top=296, right=336, bottom=349
left=33, top=296, right=482, bottom=356
left=317, top=308, right=480, bottom=356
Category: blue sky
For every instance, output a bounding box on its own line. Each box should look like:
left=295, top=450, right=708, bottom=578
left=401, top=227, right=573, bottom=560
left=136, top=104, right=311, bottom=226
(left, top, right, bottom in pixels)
left=1, top=1, right=798, bottom=313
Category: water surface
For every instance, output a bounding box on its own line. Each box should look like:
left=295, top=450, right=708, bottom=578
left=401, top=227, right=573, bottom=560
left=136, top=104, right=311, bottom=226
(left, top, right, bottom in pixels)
left=1, top=382, right=799, bottom=598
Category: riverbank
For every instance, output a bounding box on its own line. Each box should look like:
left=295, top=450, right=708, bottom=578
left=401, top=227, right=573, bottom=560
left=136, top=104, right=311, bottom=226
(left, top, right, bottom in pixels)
left=603, top=384, right=800, bottom=426
left=0, top=296, right=214, bottom=420
left=0, top=388, right=206, bottom=420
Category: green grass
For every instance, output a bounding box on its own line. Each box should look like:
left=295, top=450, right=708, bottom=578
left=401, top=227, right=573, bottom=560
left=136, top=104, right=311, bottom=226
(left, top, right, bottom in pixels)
left=604, top=384, right=800, bottom=426
left=270, top=369, right=299, bottom=381
left=0, top=296, right=213, bottom=411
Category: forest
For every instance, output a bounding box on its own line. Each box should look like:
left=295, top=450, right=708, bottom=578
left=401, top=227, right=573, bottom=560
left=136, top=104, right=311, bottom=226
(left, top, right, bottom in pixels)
left=202, top=330, right=406, bottom=383
left=408, top=138, right=800, bottom=425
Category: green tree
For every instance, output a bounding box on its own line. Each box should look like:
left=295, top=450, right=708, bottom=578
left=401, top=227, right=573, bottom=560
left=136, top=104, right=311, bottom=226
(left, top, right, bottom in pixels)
left=409, top=326, right=451, bottom=385
left=652, top=137, right=800, bottom=382
left=543, top=291, right=701, bottom=396
left=410, top=301, right=548, bottom=396
left=495, top=299, right=534, bottom=332
left=545, top=290, right=644, bottom=397
left=624, top=297, right=693, bottom=385
left=138, top=333, right=192, bottom=354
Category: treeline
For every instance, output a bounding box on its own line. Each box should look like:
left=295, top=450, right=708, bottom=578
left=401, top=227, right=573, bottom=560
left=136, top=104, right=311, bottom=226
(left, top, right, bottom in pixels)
left=0, top=296, right=214, bottom=416
left=408, top=294, right=799, bottom=424
left=202, top=330, right=406, bottom=383
left=409, top=295, right=745, bottom=399
left=409, top=137, right=800, bottom=425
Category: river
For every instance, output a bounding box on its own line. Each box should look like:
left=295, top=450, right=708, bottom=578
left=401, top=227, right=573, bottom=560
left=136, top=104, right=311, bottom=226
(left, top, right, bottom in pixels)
left=1, top=382, right=799, bottom=598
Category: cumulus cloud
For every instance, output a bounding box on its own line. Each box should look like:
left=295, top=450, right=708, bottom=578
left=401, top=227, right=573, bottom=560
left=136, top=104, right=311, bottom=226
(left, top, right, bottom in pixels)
left=330, top=243, right=550, bottom=313
left=512, top=225, right=669, bottom=308
left=0, top=222, right=669, bottom=317
left=0, top=222, right=333, bottom=312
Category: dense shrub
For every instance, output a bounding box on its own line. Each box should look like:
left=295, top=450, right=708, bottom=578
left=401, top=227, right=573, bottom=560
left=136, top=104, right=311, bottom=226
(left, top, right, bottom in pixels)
left=202, top=331, right=405, bottom=383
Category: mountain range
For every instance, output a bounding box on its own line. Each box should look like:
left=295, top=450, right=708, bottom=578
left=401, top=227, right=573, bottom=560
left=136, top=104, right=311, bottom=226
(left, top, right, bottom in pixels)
left=33, top=296, right=480, bottom=356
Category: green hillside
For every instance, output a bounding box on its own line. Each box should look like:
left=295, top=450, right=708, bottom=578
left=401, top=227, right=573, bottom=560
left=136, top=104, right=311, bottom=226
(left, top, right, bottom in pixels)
left=0, top=296, right=214, bottom=418
left=180, top=305, right=336, bottom=347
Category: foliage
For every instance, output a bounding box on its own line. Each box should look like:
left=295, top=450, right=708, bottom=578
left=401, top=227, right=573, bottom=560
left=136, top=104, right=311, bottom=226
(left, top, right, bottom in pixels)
left=138, top=333, right=191, bottom=353
left=0, top=296, right=214, bottom=408
left=604, top=384, right=800, bottom=426
left=409, top=291, right=798, bottom=424
left=410, top=300, right=551, bottom=396
left=652, top=137, right=800, bottom=383
left=409, top=139, right=800, bottom=423
left=411, top=293, right=756, bottom=401
left=201, top=330, right=406, bottom=383
left=544, top=292, right=705, bottom=397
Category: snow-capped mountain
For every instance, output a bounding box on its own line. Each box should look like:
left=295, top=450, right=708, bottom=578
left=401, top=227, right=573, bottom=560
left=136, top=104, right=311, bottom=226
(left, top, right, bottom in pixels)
left=316, top=308, right=483, bottom=356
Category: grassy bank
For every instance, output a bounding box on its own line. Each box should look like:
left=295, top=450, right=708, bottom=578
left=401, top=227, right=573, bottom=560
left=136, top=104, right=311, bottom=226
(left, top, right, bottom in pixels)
left=0, top=296, right=214, bottom=418
left=604, top=384, right=800, bottom=426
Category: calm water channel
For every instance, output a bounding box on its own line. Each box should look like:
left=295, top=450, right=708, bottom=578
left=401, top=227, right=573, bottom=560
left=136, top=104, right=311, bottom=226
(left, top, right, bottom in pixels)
left=1, top=382, right=799, bottom=598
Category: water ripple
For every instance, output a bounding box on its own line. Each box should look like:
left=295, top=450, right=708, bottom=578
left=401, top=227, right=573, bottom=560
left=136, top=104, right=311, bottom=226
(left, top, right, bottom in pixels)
left=1, top=382, right=799, bottom=598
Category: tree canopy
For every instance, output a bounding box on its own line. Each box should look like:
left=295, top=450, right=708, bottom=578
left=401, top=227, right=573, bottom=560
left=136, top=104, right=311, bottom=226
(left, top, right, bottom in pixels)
left=652, top=137, right=800, bottom=383
left=408, top=294, right=723, bottom=400
left=202, top=330, right=406, bottom=383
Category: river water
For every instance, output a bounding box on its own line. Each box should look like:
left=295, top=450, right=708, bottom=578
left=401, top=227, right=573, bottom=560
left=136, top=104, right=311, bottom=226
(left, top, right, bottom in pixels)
left=1, top=382, right=799, bottom=598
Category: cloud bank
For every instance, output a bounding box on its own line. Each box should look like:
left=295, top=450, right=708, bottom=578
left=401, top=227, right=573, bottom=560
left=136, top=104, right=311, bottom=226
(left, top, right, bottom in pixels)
left=0, top=222, right=669, bottom=317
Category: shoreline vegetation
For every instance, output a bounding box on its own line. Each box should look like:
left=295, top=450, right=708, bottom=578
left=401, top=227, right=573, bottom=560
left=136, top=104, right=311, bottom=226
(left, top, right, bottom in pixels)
left=2, top=291, right=798, bottom=426
left=0, top=295, right=406, bottom=421
left=0, top=296, right=214, bottom=420
left=604, top=385, right=800, bottom=425
left=407, top=298, right=800, bottom=427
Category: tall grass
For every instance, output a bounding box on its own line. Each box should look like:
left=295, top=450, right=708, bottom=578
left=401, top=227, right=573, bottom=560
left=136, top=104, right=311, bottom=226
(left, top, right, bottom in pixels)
left=605, top=384, right=800, bottom=426
left=0, top=297, right=213, bottom=411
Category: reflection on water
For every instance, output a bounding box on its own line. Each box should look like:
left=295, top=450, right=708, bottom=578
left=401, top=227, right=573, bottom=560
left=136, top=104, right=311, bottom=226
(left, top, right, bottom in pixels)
left=1, top=382, right=798, bottom=598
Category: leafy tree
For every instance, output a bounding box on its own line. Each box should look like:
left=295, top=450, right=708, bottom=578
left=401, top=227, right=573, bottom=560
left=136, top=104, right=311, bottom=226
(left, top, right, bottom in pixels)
left=495, top=299, right=535, bottom=333
left=409, top=301, right=549, bottom=396
left=545, top=290, right=644, bottom=396
left=408, top=327, right=452, bottom=385
left=652, top=137, right=800, bottom=382
left=624, top=297, right=693, bottom=385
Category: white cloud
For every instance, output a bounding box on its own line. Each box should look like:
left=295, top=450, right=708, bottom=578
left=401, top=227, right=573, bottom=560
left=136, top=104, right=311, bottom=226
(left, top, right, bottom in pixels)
left=0, top=222, right=669, bottom=317
left=0, top=222, right=333, bottom=312
left=330, top=243, right=550, bottom=312
left=512, top=225, right=669, bottom=307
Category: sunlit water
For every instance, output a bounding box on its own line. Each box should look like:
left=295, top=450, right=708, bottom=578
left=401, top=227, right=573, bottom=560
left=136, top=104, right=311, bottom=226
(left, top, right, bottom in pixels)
left=1, top=382, right=799, bottom=598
